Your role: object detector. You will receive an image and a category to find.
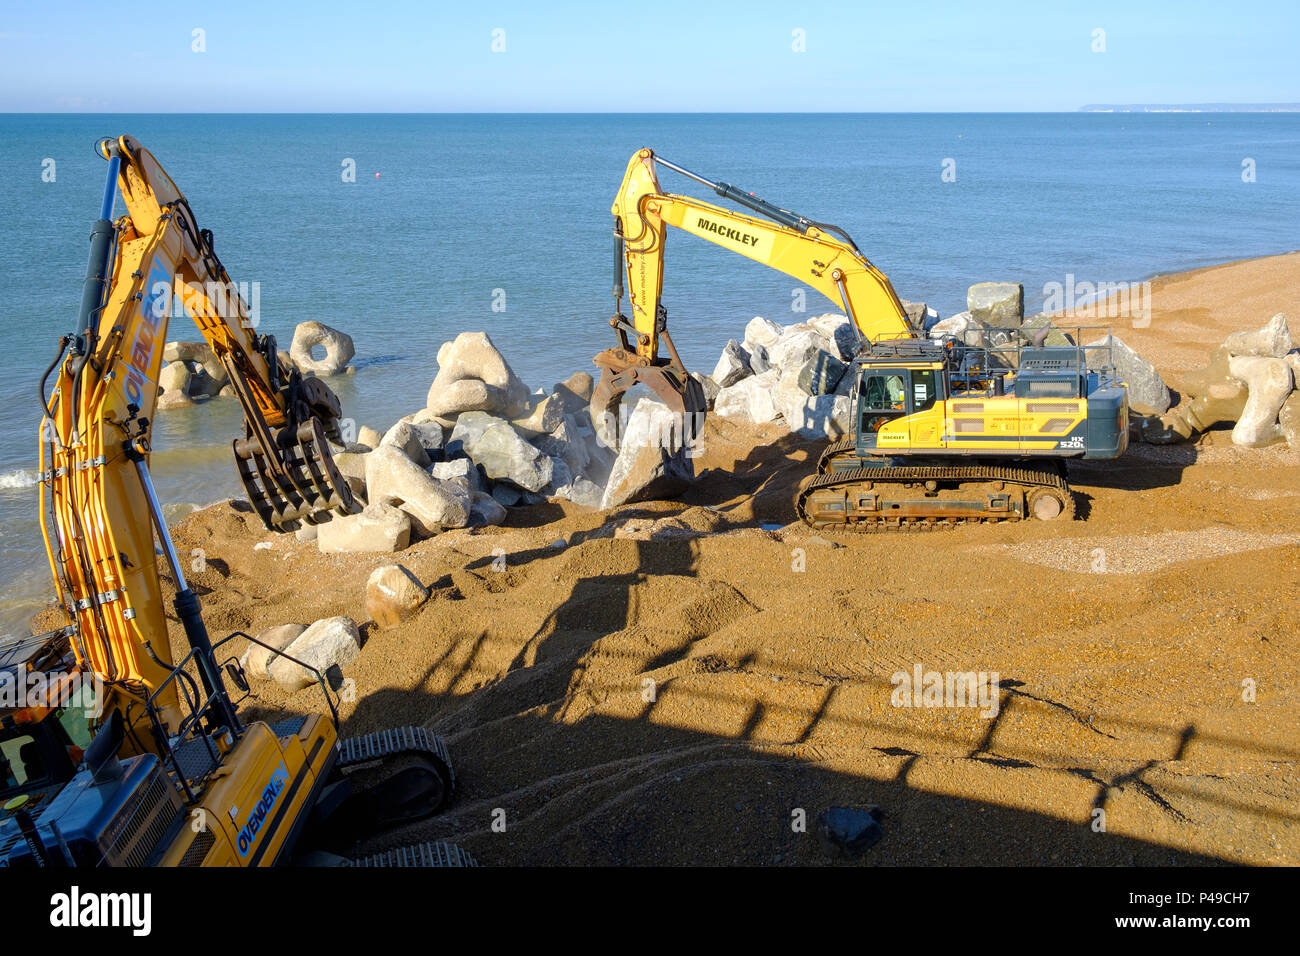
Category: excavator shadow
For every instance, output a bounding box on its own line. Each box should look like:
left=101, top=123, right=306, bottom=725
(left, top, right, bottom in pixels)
left=1068, top=444, right=1197, bottom=494
left=338, top=683, right=1272, bottom=866
left=293, top=532, right=1300, bottom=867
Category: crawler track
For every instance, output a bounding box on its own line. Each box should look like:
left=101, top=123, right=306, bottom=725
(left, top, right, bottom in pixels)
left=796, top=458, right=1075, bottom=530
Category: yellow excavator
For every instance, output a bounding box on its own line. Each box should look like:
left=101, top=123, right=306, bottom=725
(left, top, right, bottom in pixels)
left=592, top=149, right=1129, bottom=528
left=0, top=136, right=470, bottom=867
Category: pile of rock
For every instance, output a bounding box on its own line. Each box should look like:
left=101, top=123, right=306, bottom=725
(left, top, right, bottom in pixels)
left=155, top=341, right=234, bottom=409
left=703, top=313, right=860, bottom=440
left=239, top=562, right=437, bottom=689
left=156, top=321, right=356, bottom=409
left=308, top=331, right=649, bottom=554
left=1147, top=313, right=1300, bottom=449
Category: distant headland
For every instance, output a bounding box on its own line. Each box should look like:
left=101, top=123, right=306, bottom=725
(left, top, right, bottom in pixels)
left=1079, top=103, right=1300, bottom=112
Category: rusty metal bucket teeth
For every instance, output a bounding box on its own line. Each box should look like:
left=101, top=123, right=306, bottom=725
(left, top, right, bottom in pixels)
left=234, top=416, right=356, bottom=531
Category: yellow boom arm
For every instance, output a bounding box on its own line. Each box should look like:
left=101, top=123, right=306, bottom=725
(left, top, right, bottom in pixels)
left=592, top=148, right=915, bottom=425
left=39, top=135, right=353, bottom=742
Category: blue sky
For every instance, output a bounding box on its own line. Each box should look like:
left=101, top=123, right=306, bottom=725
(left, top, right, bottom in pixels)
left=1, top=0, right=1296, bottom=112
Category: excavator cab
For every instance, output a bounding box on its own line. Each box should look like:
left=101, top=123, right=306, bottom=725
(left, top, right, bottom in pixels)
left=858, top=370, right=908, bottom=436
left=854, top=361, right=947, bottom=451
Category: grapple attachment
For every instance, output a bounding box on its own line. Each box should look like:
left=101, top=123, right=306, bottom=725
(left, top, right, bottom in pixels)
left=234, top=416, right=356, bottom=531
left=591, top=345, right=707, bottom=451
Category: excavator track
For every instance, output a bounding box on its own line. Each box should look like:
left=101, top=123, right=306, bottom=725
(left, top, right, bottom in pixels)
left=796, top=460, right=1075, bottom=530
left=349, top=841, right=479, bottom=867
left=310, top=725, right=458, bottom=849
left=336, top=725, right=455, bottom=808
left=816, top=438, right=859, bottom=474
left=337, top=725, right=455, bottom=783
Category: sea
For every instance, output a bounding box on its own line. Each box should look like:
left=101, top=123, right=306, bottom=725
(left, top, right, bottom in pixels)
left=1, top=112, right=1298, bottom=635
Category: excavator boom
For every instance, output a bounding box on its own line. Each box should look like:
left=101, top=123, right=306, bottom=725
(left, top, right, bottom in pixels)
left=38, top=135, right=354, bottom=731
left=592, top=148, right=915, bottom=438
left=2, top=137, right=462, bottom=868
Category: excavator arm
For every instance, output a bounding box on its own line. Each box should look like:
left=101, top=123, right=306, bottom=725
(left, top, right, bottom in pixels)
left=38, top=135, right=355, bottom=742
left=592, top=148, right=915, bottom=434
left=2, top=136, right=462, bottom=867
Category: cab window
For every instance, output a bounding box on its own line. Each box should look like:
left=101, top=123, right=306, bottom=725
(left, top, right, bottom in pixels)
left=0, top=733, right=43, bottom=789
left=862, top=373, right=906, bottom=411
left=860, top=372, right=907, bottom=435
left=911, top=369, right=939, bottom=411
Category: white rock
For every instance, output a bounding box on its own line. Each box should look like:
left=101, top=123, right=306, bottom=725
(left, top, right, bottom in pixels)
left=425, top=378, right=505, bottom=418
left=449, top=411, right=553, bottom=492
left=967, top=282, right=1023, bottom=329
left=431, top=457, right=484, bottom=493
left=564, top=476, right=605, bottom=509
left=1227, top=355, right=1293, bottom=447
left=533, top=417, right=590, bottom=477
left=778, top=348, right=847, bottom=402
left=186, top=363, right=223, bottom=398
left=290, top=321, right=355, bottom=376
left=427, top=332, right=530, bottom=418
left=155, top=390, right=195, bottom=410
left=743, top=316, right=784, bottom=353
left=546, top=457, right=574, bottom=499
left=436, top=331, right=524, bottom=392
left=469, top=491, right=508, bottom=527
left=317, top=502, right=412, bottom=553
left=407, top=421, right=446, bottom=457
left=1280, top=391, right=1300, bottom=450
left=364, top=445, right=471, bottom=536
left=553, top=371, right=594, bottom=413
left=332, top=451, right=369, bottom=498
left=714, top=369, right=781, bottom=423
left=601, top=398, right=695, bottom=509
left=163, top=341, right=226, bottom=384
left=381, top=421, right=433, bottom=468
left=806, top=313, right=858, bottom=360
left=240, top=623, right=306, bottom=681
left=929, top=314, right=971, bottom=339
left=512, top=392, right=565, bottom=437
left=490, top=483, right=523, bottom=507
left=782, top=394, right=854, bottom=440
left=269, top=616, right=361, bottom=691
left=158, top=361, right=192, bottom=395
left=1086, top=334, right=1171, bottom=413
left=365, top=564, right=429, bottom=629
left=768, top=328, right=836, bottom=374
left=712, top=339, right=753, bottom=388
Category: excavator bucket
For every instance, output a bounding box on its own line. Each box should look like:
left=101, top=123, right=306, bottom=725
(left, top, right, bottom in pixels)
left=234, top=416, right=356, bottom=531
left=591, top=347, right=707, bottom=451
